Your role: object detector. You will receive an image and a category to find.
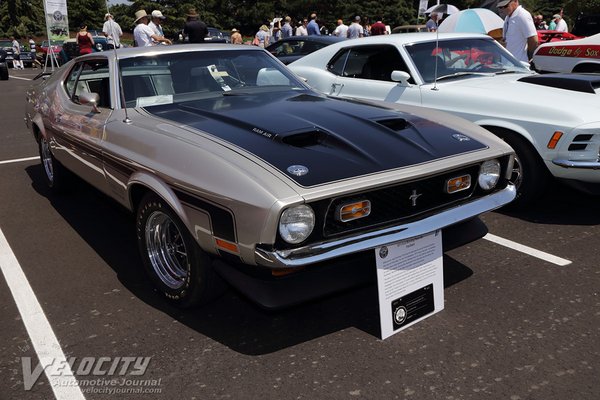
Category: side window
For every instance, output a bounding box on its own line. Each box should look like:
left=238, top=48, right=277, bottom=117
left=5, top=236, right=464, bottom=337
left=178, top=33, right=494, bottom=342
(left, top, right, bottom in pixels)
left=342, top=48, right=371, bottom=78
left=64, top=62, right=83, bottom=99
left=327, top=45, right=414, bottom=83
left=361, top=45, right=412, bottom=83
left=327, top=49, right=350, bottom=76
left=69, top=59, right=111, bottom=109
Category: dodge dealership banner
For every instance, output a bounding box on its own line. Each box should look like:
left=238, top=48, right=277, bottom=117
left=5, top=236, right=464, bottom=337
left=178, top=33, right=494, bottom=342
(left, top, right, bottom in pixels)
left=43, top=0, right=69, bottom=41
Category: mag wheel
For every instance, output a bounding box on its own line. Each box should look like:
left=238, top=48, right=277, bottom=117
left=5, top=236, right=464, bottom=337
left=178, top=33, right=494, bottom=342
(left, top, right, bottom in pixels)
left=136, top=194, right=224, bottom=307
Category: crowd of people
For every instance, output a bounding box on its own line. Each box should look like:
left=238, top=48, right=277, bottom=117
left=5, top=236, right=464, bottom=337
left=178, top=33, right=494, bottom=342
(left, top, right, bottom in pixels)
left=5, top=2, right=575, bottom=69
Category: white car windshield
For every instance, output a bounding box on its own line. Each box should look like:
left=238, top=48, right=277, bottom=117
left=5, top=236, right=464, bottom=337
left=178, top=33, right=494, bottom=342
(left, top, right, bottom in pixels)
left=118, top=49, right=307, bottom=108
left=406, top=38, right=530, bottom=83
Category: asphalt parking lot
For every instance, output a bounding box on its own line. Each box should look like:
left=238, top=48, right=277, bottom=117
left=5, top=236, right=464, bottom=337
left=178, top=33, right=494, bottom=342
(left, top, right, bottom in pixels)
left=1, top=68, right=599, bottom=400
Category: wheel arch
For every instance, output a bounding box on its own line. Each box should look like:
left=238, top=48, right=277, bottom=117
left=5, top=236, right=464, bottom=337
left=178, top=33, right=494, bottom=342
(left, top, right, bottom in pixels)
left=31, top=114, right=47, bottom=143
left=127, top=172, right=191, bottom=233
left=572, top=62, right=600, bottom=73
left=480, top=124, right=545, bottom=163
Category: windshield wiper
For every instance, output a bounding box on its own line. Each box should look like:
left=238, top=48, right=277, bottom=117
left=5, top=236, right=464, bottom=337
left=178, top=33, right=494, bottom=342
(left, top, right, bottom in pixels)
left=435, top=71, right=494, bottom=81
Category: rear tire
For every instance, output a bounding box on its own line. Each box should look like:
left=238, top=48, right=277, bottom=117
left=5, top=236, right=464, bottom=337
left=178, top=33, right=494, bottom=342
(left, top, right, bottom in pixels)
left=136, top=193, right=224, bottom=308
left=38, top=135, right=68, bottom=191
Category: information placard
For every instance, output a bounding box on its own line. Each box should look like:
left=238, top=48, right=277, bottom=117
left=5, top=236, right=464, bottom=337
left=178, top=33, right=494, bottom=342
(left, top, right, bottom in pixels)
left=375, top=230, right=444, bottom=339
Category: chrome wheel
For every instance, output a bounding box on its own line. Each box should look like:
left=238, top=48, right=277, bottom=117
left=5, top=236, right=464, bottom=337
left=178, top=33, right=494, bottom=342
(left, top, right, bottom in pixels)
left=40, top=137, right=54, bottom=183
left=510, top=154, right=523, bottom=190
left=145, top=211, right=189, bottom=289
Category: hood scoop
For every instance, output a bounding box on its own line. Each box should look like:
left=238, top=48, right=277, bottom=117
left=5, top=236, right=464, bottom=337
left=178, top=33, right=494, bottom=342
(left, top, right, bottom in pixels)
left=279, top=130, right=326, bottom=147
left=375, top=118, right=410, bottom=131
left=519, top=74, right=600, bottom=94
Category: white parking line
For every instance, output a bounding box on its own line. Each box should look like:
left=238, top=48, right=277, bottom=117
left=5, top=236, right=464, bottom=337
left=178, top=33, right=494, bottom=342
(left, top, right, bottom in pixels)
left=483, top=233, right=572, bottom=266
left=0, top=156, right=39, bottom=165
left=0, top=228, right=86, bottom=400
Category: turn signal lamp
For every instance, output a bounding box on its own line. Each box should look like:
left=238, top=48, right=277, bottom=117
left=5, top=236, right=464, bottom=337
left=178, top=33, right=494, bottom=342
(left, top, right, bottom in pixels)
left=547, top=131, right=564, bottom=149
left=215, top=238, right=239, bottom=253
left=446, top=175, right=471, bottom=194
left=338, top=200, right=371, bottom=222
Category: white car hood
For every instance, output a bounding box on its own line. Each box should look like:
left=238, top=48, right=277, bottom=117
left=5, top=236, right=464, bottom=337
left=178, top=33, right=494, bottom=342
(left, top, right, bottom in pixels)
left=425, top=73, right=600, bottom=127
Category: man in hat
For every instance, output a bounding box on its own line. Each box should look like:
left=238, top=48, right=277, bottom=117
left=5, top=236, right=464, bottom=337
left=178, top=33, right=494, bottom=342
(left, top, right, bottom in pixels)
left=552, top=14, right=568, bottom=32
left=133, top=10, right=171, bottom=47
left=183, top=8, right=208, bottom=43
left=498, top=0, right=538, bottom=62
left=231, top=28, right=242, bottom=44
left=149, top=10, right=166, bottom=44
left=102, top=13, right=123, bottom=49
left=426, top=12, right=441, bottom=32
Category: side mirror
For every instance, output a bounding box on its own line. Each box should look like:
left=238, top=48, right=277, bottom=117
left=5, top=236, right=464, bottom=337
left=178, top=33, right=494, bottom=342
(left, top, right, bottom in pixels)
left=79, top=92, right=101, bottom=113
left=391, top=70, right=412, bottom=86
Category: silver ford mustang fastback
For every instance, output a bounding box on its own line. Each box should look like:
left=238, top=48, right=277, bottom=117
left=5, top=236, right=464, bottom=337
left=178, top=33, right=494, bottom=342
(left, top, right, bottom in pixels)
left=25, top=45, right=516, bottom=309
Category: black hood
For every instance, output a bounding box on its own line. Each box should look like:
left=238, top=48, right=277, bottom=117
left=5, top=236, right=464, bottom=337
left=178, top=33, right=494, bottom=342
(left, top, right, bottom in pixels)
left=519, top=73, right=600, bottom=94
left=147, top=91, right=487, bottom=187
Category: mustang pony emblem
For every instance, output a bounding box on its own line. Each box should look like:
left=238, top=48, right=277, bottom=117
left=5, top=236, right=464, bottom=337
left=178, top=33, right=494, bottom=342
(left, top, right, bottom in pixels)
left=409, top=190, right=422, bottom=207
left=287, top=165, right=309, bottom=176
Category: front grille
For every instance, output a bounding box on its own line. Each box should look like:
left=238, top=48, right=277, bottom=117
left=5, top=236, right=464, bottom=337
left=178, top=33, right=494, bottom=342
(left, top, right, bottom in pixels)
left=322, top=165, right=481, bottom=237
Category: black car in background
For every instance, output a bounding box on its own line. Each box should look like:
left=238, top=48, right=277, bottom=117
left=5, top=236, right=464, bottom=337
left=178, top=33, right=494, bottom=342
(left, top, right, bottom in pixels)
left=572, top=13, right=600, bottom=37
left=266, top=35, right=345, bottom=65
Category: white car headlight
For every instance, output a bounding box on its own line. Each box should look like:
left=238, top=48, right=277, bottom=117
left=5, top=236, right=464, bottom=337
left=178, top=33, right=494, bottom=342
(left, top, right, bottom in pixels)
left=478, top=159, right=501, bottom=191
left=279, top=205, right=315, bottom=244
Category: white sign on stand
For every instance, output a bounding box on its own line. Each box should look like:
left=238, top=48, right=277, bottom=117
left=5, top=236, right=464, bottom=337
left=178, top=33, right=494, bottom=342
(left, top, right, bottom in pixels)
left=375, top=230, right=444, bottom=339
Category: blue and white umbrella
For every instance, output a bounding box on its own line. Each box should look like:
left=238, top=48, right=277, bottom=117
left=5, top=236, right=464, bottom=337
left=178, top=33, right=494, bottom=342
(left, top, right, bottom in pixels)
left=437, top=8, right=504, bottom=35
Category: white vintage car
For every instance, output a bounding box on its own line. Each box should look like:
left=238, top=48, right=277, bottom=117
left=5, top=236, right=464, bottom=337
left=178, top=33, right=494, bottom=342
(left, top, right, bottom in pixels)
left=533, top=33, right=600, bottom=73
left=289, top=33, right=600, bottom=205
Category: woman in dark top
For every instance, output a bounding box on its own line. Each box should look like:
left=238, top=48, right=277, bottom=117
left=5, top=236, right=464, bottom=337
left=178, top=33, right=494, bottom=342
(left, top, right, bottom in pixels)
left=77, top=25, right=94, bottom=55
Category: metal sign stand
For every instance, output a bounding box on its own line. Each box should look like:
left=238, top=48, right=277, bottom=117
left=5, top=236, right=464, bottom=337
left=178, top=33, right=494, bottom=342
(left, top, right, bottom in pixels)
left=42, top=45, right=60, bottom=73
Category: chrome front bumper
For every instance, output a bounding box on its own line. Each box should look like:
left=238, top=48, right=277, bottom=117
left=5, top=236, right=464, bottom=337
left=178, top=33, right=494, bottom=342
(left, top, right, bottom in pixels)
left=552, top=159, right=600, bottom=169
left=255, top=184, right=516, bottom=269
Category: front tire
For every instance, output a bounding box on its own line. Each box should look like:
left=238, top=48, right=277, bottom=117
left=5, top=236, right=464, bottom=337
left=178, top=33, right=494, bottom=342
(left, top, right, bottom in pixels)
left=136, top=194, right=223, bottom=307
left=491, top=129, right=549, bottom=207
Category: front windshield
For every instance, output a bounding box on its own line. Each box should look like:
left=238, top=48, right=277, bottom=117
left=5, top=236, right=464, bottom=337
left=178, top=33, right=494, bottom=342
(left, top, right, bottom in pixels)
left=118, top=49, right=307, bottom=108
left=406, top=38, right=530, bottom=83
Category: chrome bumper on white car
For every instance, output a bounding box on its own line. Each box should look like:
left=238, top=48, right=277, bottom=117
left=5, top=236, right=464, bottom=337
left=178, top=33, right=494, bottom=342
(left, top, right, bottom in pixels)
left=552, top=159, right=600, bottom=169
left=255, top=184, right=516, bottom=269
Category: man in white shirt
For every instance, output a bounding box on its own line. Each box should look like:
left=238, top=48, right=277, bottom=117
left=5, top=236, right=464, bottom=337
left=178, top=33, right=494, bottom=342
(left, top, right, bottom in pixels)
left=333, top=19, right=348, bottom=38
left=552, top=14, right=568, bottom=32
left=498, top=0, right=538, bottom=62
left=102, top=13, right=123, bottom=49
left=133, top=10, right=171, bottom=47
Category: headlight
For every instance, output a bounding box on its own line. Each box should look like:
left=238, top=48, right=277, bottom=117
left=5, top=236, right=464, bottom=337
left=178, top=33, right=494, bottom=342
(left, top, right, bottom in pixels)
left=478, top=159, right=501, bottom=191
left=279, top=205, right=315, bottom=244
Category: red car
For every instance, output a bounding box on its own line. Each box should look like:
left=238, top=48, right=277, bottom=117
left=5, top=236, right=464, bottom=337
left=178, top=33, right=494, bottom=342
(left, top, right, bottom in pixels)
left=537, top=30, right=582, bottom=44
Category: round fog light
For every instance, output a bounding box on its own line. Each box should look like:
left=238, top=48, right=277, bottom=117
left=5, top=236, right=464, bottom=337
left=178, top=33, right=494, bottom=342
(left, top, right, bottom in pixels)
left=478, top=159, right=501, bottom=191
left=279, top=205, right=315, bottom=244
